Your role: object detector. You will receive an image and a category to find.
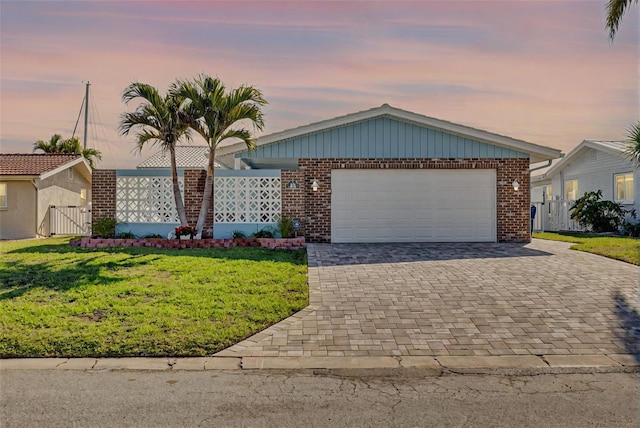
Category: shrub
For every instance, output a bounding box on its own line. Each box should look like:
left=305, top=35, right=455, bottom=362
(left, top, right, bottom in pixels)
left=92, top=218, right=118, bottom=238
left=569, top=190, right=627, bottom=233
left=276, top=215, right=294, bottom=238
left=142, top=233, right=164, bottom=239
left=252, top=229, right=275, bottom=238
left=232, top=230, right=247, bottom=239
left=116, top=231, right=136, bottom=239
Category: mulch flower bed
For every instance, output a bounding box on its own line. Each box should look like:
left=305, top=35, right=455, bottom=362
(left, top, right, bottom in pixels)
left=70, top=237, right=305, bottom=250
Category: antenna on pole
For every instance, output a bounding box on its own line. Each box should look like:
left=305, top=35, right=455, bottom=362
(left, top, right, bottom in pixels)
left=83, top=81, right=90, bottom=149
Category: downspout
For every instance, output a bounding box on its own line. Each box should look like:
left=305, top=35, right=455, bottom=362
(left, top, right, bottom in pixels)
left=528, top=159, right=553, bottom=174
left=30, top=179, right=39, bottom=237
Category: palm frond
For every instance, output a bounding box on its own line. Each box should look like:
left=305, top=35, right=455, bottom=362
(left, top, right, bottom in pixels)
left=606, top=0, right=638, bottom=41
left=624, top=120, right=640, bottom=167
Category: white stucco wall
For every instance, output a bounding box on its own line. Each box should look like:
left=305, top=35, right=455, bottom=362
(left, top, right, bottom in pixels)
left=0, top=180, right=37, bottom=239
left=37, top=165, right=91, bottom=236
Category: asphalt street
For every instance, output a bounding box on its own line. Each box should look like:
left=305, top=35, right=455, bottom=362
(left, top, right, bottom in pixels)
left=1, top=370, right=637, bottom=427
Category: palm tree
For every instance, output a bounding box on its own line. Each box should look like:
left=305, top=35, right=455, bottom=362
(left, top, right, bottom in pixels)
left=606, top=0, right=638, bottom=41
left=119, top=82, right=190, bottom=226
left=606, top=0, right=640, bottom=167
left=173, top=75, right=267, bottom=238
left=33, top=134, right=102, bottom=168
left=625, top=122, right=640, bottom=166
left=33, top=134, right=64, bottom=153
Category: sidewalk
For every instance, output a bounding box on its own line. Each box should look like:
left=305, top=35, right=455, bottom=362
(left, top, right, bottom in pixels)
left=2, top=354, right=638, bottom=376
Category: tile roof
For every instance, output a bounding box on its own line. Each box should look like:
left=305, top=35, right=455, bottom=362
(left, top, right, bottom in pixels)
left=137, top=146, right=223, bottom=169
left=0, top=154, right=82, bottom=176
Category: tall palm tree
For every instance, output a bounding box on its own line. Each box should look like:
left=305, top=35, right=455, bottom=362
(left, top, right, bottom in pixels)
left=606, top=0, right=638, bottom=41
left=173, top=75, right=267, bottom=238
left=33, top=134, right=102, bottom=168
left=119, top=82, right=190, bottom=226
left=606, top=0, right=640, bottom=167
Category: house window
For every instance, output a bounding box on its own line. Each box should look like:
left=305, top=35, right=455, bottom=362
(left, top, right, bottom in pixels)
left=544, top=185, right=553, bottom=201
left=0, top=183, right=6, bottom=208
left=67, top=168, right=74, bottom=180
left=564, top=179, right=579, bottom=201
left=80, top=188, right=87, bottom=206
left=615, top=173, right=634, bottom=203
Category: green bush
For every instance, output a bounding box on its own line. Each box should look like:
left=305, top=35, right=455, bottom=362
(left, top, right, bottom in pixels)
left=252, top=229, right=275, bottom=238
left=92, top=218, right=118, bottom=238
left=116, top=231, right=136, bottom=239
left=276, top=215, right=294, bottom=238
left=232, top=230, right=247, bottom=239
left=569, top=190, right=626, bottom=233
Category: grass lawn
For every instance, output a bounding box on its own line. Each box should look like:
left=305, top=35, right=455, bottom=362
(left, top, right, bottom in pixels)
left=533, top=232, right=640, bottom=265
left=0, top=237, right=308, bottom=358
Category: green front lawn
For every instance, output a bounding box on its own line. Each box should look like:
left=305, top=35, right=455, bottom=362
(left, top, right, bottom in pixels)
left=533, top=232, right=640, bottom=265
left=0, top=238, right=308, bottom=358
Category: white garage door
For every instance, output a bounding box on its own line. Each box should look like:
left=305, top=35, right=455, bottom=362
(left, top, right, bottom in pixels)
left=331, top=169, right=496, bottom=243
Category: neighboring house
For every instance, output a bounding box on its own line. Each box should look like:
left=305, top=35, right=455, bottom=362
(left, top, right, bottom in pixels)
left=0, top=154, right=92, bottom=239
left=217, top=103, right=562, bottom=243
left=531, top=140, right=637, bottom=214
left=137, top=146, right=226, bottom=170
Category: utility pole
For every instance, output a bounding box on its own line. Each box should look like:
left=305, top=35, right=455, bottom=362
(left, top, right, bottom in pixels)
left=83, top=81, right=90, bottom=149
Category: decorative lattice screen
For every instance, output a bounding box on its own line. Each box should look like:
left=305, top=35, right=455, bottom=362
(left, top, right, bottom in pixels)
left=214, top=177, right=281, bottom=223
left=116, top=176, right=184, bottom=223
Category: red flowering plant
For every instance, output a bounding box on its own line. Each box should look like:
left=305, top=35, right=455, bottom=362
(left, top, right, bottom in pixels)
left=174, top=225, right=197, bottom=238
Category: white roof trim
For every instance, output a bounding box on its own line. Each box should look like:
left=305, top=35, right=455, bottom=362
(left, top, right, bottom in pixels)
left=532, top=140, right=629, bottom=183
left=40, top=157, right=92, bottom=181
left=218, top=104, right=562, bottom=163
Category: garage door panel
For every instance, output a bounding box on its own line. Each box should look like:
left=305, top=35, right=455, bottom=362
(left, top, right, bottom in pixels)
left=331, top=169, right=496, bottom=243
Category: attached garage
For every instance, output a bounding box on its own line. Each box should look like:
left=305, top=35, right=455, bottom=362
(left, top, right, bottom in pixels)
left=331, top=169, right=496, bottom=243
left=227, top=104, right=563, bottom=243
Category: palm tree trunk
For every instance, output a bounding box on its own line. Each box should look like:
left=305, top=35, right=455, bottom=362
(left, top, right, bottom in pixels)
left=195, top=148, right=216, bottom=238
left=169, top=146, right=188, bottom=225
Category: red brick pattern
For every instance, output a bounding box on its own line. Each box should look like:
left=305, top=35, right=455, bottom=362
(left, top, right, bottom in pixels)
left=297, top=158, right=531, bottom=243
left=70, top=237, right=305, bottom=250
left=0, top=154, right=81, bottom=175
left=91, top=169, right=116, bottom=224
left=281, top=169, right=306, bottom=235
left=183, top=170, right=214, bottom=236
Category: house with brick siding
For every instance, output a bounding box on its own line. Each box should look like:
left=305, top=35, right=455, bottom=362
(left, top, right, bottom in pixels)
left=223, top=104, right=562, bottom=243
left=94, top=104, right=561, bottom=242
left=0, top=154, right=92, bottom=239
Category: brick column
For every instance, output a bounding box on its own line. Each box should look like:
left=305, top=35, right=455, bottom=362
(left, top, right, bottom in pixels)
left=496, top=158, right=530, bottom=243
left=281, top=169, right=307, bottom=236
left=184, top=170, right=214, bottom=237
left=91, top=169, right=116, bottom=224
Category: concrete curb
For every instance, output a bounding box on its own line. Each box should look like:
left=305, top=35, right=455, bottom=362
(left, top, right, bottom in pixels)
left=1, top=354, right=638, bottom=375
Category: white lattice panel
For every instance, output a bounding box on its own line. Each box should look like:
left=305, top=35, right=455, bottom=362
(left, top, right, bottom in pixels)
left=214, top=177, right=281, bottom=223
left=116, top=176, right=184, bottom=223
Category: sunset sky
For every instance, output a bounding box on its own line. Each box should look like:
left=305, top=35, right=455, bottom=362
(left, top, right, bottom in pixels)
left=1, top=1, right=638, bottom=169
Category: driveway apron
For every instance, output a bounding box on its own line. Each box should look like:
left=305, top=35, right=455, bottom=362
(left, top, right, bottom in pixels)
left=216, top=239, right=639, bottom=358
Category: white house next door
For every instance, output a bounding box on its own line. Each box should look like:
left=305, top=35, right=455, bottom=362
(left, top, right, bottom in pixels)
left=331, top=169, right=497, bottom=243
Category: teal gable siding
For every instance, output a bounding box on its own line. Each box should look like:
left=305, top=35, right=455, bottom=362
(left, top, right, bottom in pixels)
left=239, top=117, right=528, bottom=159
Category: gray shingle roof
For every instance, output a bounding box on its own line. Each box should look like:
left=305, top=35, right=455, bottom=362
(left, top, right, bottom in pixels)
left=137, top=146, right=224, bottom=169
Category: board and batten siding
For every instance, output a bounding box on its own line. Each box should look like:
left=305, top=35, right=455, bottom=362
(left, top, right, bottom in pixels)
left=549, top=148, right=638, bottom=212
left=240, top=117, right=528, bottom=160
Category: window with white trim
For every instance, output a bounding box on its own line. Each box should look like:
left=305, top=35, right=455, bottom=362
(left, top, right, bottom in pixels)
left=0, top=183, right=6, bottom=208
left=544, top=185, right=553, bottom=201
left=564, top=179, right=578, bottom=201
left=80, top=188, right=87, bottom=206
left=615, top=173, right=634, bottom=203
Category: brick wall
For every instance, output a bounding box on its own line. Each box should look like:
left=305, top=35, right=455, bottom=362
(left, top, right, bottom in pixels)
left=296, top=158, right=531, bottom=243
left=184, top=169, right=214, bottom=237
left=281, top=169, right=307, bottom=235
left=91, top=169, right=116, bottom=224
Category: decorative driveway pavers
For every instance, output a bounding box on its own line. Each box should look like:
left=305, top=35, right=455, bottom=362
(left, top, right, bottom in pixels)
left=216, top=239, right=639, bottom=358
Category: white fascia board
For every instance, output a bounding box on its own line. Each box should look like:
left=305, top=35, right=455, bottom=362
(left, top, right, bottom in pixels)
left=40, top=157, right=92, bottom=181
left=538, top=140, right=626, bottom=180
left=0, top=175, right=39, bottom=180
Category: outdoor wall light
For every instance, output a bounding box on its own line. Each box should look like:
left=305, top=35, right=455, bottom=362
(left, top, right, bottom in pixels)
left=286, top=180, right=300, bottom=189
left=311, top=180, right=319, bottom=192
left=512, top=180, right=520, bottom=191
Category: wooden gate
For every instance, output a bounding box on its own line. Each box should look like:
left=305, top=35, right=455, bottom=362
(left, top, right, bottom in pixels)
left=50, top=206, right=91, bottom=236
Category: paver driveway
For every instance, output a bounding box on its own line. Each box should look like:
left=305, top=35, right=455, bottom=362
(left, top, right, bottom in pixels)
left=216, top=239, right=639, bottom=358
